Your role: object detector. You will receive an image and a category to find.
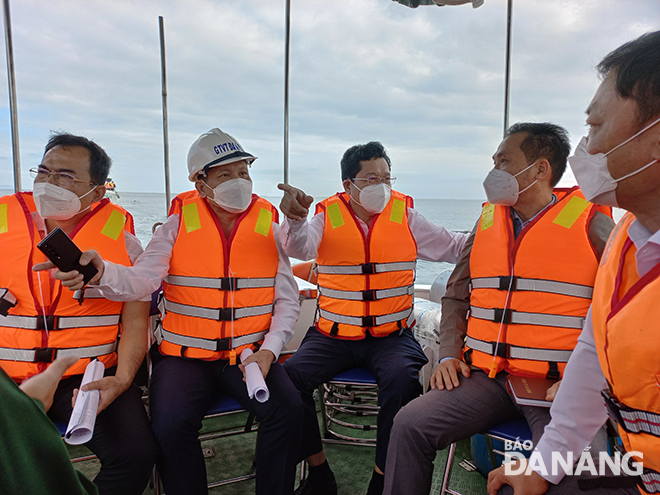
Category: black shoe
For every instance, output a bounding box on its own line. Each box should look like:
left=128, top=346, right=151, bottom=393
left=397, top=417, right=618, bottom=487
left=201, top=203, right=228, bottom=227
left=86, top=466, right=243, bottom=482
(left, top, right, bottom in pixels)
left=294, top=476, right=338, bottom=495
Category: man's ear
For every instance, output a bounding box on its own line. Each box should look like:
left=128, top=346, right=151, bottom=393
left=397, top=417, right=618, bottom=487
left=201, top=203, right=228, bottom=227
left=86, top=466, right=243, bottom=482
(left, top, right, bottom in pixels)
left=535, top=159, right=552, bottom=182
left=650, top=123, right=660, bottom=161
left=342, top=179, right=352, bottom=194
left=195, top=180, right=208, bottom=198
left=91, top=185, right=106, bottom=203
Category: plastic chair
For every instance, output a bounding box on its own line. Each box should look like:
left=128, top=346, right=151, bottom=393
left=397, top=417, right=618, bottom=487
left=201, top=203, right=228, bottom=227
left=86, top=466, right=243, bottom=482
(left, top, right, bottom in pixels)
left=439, top=418, right=532, bottom=495
left=320, top=367, right=379, bottom=446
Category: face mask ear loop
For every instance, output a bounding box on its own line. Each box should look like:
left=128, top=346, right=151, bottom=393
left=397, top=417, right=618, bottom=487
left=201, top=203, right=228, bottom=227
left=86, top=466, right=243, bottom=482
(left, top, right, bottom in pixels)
left=348, top=181, right=364, bottom=207
left=613, top=159, right=659, bottom=184
left=36, top=271, right=49, bottom=338
left=605, top=115, right=660, bottom=157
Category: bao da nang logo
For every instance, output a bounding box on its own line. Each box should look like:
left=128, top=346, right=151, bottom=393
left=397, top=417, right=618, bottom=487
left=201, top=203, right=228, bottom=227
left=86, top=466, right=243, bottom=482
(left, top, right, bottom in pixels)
left=503, top=438, right=643, bottom=477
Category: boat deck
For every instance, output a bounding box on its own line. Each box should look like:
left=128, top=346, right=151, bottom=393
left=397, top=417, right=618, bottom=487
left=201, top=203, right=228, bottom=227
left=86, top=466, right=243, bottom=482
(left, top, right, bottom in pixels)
left=66, top=397, right=488, bottom=494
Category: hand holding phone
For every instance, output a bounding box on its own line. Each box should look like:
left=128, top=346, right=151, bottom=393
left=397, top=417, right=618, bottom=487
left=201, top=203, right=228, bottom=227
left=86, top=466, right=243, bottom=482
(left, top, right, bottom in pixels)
left=37, top=228, right=99, bottom=285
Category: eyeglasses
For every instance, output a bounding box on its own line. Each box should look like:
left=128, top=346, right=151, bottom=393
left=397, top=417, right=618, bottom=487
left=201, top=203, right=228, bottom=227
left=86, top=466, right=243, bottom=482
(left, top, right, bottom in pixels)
left=352, top=176, right=397, bottom=186
left=29, top=167, right=96, bottom=188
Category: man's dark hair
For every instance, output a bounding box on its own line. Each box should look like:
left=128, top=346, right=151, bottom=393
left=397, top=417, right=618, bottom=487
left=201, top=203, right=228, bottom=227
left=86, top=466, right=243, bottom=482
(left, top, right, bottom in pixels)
left=597, top=30, right=660, bottom=128
left=506, top=122, right=570, bottom=187
left=43, top=132, right=112, bottom=185
left=340, top=141, right=392, bottom=181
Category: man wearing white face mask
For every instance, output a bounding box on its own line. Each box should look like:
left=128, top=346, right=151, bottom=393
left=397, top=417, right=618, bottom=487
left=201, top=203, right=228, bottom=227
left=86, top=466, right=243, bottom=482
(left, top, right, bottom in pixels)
left=42, top=128, right=304, bottom=495
left=0, top=133, right=157, bottom=495
left=277, top=141, right=468, bottom=495
left=383, top=123, right=615, bottom=495
left=488, top=30, right=660, bottom=495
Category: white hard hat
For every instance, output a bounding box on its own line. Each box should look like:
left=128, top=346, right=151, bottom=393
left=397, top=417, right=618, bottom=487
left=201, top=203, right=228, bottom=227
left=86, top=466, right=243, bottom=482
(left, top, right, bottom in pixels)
left=187, top=128, right=257, bottom=181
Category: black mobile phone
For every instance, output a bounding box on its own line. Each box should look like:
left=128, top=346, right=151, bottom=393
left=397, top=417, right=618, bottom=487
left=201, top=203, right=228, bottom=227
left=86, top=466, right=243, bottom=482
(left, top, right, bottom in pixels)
left=37, top=227, right=99, bottom=285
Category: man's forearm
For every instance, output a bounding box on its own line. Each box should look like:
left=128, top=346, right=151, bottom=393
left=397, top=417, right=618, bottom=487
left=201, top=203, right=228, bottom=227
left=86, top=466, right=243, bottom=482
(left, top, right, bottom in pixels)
left=115, top=301, right=150, bottom=386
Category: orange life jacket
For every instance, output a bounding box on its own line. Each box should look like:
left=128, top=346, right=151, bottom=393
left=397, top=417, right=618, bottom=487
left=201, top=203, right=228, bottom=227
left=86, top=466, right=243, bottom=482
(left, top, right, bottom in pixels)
left=466, top=187, right=610, bottom=379
left=157, top=191, right=279, bottom=362
left=0, top=193, right=134, bottom=380
left=592, top=213, right=660, bottom=494
left=315, top=191, right=417, bottom=339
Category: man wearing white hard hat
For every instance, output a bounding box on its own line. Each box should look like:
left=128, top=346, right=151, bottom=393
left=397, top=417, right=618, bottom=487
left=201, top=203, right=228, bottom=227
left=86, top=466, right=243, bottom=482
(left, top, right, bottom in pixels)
left=42, top=128, right=304, bottom=495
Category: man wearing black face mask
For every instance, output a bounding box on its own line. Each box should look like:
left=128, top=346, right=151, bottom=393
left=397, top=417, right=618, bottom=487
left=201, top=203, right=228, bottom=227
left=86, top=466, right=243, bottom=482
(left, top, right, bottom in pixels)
left=0, top=132, right=157, bottom=495
left=277, top=141, right=468, bottom=495
left=383, top=123, right=615, bottom=495
left=488, top=30, right=660, bottom=495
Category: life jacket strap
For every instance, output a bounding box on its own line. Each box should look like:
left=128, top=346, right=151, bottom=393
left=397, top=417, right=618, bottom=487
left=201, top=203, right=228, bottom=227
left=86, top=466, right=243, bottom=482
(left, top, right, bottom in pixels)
left=160, top=297, right=273, bottom=321
left=0, top=313, right=121, bottom=330
left=316, top=261, right=416, bottom=275
left=154, top=322, right=267, bottom=352
left=469, top=305, right=585, bottom=330
left=0, top=341, right=118, bottom=363
left=317, top=284, right=414, bottom=301
left=465, top=335, right=573, bottom=363
left=602, top=388, right=660, bottom=438
left=318, top=306, right=414, bottom=328
left=470, top=276, right=593, bottom=299
left=164, top=275, right=275, bottom=291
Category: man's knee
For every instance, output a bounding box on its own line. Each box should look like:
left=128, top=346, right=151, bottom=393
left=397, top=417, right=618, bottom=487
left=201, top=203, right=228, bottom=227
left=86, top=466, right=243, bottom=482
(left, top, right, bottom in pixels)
left=379, top=368, right=423, bottom=404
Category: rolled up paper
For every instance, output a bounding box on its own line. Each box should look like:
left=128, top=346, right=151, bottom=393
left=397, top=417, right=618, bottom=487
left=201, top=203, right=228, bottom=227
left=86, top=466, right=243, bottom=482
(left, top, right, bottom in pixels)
left=240, top=348, right=270, bottom=403
left=65, top=359, right=105, bottom=445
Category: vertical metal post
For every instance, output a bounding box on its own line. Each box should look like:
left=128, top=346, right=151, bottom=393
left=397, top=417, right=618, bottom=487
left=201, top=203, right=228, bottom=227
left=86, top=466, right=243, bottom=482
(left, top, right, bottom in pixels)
left=503, top=0, right=513, bottom=138
left=159, top=16, right=171, bottom=214
left=283, top=0, right=291, bottom=185
left=3, top=0, right=20, bottom=192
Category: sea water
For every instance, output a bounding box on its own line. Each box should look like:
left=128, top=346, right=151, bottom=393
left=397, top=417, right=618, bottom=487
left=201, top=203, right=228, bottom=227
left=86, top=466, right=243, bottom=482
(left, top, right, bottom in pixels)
left=0, top=187, right=487, bottom=285
left=110, top=192, right=484, bottom=285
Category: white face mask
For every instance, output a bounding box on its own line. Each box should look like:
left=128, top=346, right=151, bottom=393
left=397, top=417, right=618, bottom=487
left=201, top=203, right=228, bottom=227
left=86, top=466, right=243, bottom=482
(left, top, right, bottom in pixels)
left=33, top=182, right=95, bottom=220
left=206, top=178, right=253, bottom=213
left=350, top=182, right=392, bottom=214
left=482, top=161, right=539, bottom=206
left=568, top=115, right=660, bottom=207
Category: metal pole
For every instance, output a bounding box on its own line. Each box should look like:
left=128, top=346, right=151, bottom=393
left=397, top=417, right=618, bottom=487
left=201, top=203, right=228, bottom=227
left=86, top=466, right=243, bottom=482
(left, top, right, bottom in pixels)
left=503, top=0, right=512, bottom=138
left=3, top=0, right=20, bottom=192
left=159, top=16, right=171, bottom=214
left=283, top=0, right=291, bottom=185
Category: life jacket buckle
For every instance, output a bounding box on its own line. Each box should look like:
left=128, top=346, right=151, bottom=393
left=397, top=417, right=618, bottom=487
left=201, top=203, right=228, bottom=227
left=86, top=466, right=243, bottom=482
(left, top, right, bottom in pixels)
left=492, top=341, right=510, bottom=359
left=493, top=308, right=512, bottom=325
left=36, top=315, right=57, bottom=331
left=362, top=315, right=376, bottom=327
left=498, top=276, right=518, bottom=291
left=363, top=289, right=376, bottom=301
left=0, top=289, right=17, bottom=316
left=34, top=347, right=56, bottom=363
left=214, top=337, right=232, bottom=351
left=220, top=277, right=238, bottom=291
left=601, top=388, right=626, bottom=431
left=361, top=263, right=377, bottom=275
left=218, top=308, right=236, bottom=321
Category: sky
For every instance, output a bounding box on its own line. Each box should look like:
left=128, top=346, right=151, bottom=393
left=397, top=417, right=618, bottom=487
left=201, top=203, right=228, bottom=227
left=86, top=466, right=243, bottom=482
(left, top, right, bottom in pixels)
left=0, top=0, right=657, bottom=200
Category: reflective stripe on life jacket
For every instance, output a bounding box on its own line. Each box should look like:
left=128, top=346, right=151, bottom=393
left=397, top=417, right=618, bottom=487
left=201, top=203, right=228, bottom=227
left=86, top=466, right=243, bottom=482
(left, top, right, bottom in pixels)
left=0, top=193, right=134, bottom=380
left=466, top=187, right=609, bottom=379
left=315, top=190, right=417, bottom=339
left=159, top=191, right=279, bottom=361
left=592, top=212, right=660, bottom=494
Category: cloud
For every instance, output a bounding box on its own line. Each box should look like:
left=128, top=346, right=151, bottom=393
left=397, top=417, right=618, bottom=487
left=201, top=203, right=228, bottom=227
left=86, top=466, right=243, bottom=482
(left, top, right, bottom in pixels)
left=0, top=0, right=657, bottom=201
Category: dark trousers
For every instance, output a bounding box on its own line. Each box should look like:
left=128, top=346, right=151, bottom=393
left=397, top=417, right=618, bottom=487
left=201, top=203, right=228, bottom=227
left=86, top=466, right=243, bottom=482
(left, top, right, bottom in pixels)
left=149, top=350, right=304, bottom=495
left=383, top=369, right=616, bottom=495
left=283, top=326, right=428, bottom=472
left=48, top=367, right=157, bottom=495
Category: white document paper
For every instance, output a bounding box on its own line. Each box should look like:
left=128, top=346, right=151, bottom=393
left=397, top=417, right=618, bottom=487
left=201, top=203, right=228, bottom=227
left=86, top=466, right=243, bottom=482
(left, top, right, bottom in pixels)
left=65, top=359, right=105, bottom=445
left=240, top=348, right=269, bottom=403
